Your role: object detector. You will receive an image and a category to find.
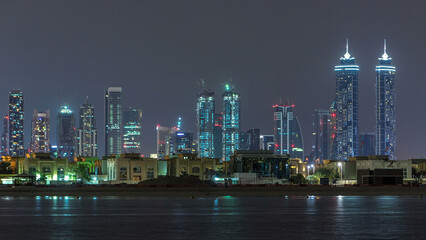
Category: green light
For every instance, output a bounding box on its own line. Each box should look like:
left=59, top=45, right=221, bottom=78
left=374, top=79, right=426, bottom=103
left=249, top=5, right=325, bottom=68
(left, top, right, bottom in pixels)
left=225, top=84, right=230, bottom=90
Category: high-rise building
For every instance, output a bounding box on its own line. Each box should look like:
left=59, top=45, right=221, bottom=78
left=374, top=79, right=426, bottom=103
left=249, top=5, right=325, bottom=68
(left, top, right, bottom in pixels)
left=156, top=125, right=176, bottom=159
left=222, top=83, right=240, bottom=161
left=30, top=110, right=50, bottom=153
left=9, top=89, right=24, bottom=156
left=273, top=104, right=304, bottom=159
left=196, top=88, right=215, bottom=158
left=312, top=109, right=330, bottom=163
left=0, top=115, right=9, bottom=156
left=239, top=131, right=250, bottom=150
left=376, top=40, right=396, bottom=160
left=76, top=98, right=98, bottom=157
left=105, top=87, right=123, bottom=156
left=122, top=107, right=142, bottom=154
left=260, top=135, right=275, bottom=151
left=359, top=132, right=376, bottom=156
left=247, top=128, right=260, bottom=150
left=334, top=40, right=359, bottom=160
left=57, top=105, right=75, bottom=160
left=329, top=101, right=338, bottom=159
left=213, top=113, right=223, bottom=159
left=175, top=131, right=194, bottom=154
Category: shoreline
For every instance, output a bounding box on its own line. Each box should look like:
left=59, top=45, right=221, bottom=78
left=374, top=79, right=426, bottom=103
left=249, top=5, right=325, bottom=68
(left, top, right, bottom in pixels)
left=0, top=185, right=425, bottom=197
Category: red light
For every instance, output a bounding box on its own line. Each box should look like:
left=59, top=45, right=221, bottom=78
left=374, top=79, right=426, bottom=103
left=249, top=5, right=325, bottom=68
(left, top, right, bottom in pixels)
left=275, top=144, right=278, bottom=147
left=291, top=144, right=295, bottom=148
left=292, top=105, right=294, bottom=107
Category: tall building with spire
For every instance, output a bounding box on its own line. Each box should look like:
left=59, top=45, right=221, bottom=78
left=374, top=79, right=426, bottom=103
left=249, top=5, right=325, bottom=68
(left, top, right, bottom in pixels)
left=222, top=83, right=240, bottom=161
left=76, top=98, right=98, bottom=157
left=196, top=86, right=215, bottom=158
left=105, top=87, right=123, bottom=156
left=376, top=40, right=396, bottom=159
left=9, top=89, right=24, bottom=156
left=30, top=110, right=50, bottom=153
left=334, top=40, right=359, bottom=160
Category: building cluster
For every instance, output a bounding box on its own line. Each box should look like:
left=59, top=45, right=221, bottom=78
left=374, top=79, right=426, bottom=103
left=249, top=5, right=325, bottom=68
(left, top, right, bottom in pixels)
left=310, top=40, right=396, bottom=164
left=0, top=87, right=143, bottom=161
left=0, top=39, right=397, bottom=186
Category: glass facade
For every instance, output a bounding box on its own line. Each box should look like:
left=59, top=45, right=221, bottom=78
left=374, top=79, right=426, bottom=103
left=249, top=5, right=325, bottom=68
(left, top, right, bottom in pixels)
left=376, top=40, right=396, bottom=159
left=213, top=113, right=223, bottom=159
left=197, top=89, right=215, bottom=158
left=312, top=109, right=330, bottom=163
left=359, top=132, right=376, bottom=156
left=105, top=87, right=123, bottom=156
left=334, top=41, right=359, bottom=160
left=1, top=115, right=9, bottom=156
left=57, top=105, right=75, bottom=160
left=175, top=131, right=194, bottom=154
left=122, top=107, right=142, bottom=154
left=9, top=89, right=24, bottom=156
left=222, top=84, right=240, bottom=162
left=30, top=110, right=50, bottom=153
left=260, top=135, right=275, bottom=151
left=76, top=98, right=98, bottom=157
left=247, top=128, right=260, bottom=151
left=273, top=104, right=304, bottom=159
left=156, top=125, right=175, bottom=159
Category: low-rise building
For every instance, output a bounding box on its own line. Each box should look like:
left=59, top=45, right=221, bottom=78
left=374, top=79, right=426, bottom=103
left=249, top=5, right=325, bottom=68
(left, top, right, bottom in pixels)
left=106, top=153, right=158, bottom=184
left=289, top=158, right=308, bottom=178
left=166, top=153, right=221, bottom=180
left=229, top=150, right=289, bottom=179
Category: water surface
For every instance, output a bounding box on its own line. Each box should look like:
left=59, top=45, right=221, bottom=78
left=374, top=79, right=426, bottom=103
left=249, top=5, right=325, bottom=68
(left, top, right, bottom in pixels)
left=0, top=195, right=423, bottom=239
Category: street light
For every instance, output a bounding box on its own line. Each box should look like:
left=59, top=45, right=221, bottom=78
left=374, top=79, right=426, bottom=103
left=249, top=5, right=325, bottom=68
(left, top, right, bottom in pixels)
left=310, top=164, right=314, bottom=174
left=337, top=162, right=342, bottom=183
left=307, top=165, right=311, bottom=175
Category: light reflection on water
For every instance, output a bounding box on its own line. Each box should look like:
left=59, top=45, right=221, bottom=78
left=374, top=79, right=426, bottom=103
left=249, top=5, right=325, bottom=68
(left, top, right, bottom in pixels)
left=0, top=196, right=424, bottom=239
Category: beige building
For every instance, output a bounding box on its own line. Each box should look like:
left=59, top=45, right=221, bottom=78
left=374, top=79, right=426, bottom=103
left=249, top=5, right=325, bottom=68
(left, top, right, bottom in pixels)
left=106, top=153, right=158, bottom=184
left=14, top=153, right=71, bottom=182
left=167, top=153, right=221, bottom=180
left=289, top=158, right=308, bottom=178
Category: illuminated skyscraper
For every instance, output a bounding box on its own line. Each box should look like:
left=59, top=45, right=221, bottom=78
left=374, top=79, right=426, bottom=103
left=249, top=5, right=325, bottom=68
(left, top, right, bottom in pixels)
left=30, top=110, right=50, bottom=153
left=105, top=87, right=123, bottom=156
left=334, top=40, right=359, bottom=160
left=329, top=101, right=338, bottom=159
left=175, top=131, right=194, bottom=154
left=196, top=87, right=215, bottom=158
left=376, top=40, right=396, bottom=159
left=76, top=98, right=98, bottom=157
left=273, top=104, right=304, bottom=159
left=57, top=105, right=75, bottom=160
left=9, top=89, right=24, bottom=156
left=222, top=83, right=240, bottom=161
left=0, top=115, right=9, bottom=156
left=312, top=109, right=330, bottom=163
left=122, top=107, right=142, bottom=154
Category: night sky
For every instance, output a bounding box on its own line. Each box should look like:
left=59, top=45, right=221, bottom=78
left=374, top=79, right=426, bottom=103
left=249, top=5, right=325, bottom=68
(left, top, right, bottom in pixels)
left=0, top=1, right=424, bottom=159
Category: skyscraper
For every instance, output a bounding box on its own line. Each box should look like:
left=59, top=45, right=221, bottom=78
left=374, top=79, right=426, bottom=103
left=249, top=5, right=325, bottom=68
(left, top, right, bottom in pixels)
left=105, top=87, right=123, bottom=156
left=196, top=87, right=215, bottom=158
left=359, top=132, right=376, bottom=156
left=156, top=125, right=175, bottom=159
left=175, top=131, right=194, bottom=154
left=312, top=109, right=330, bottom=163
left=260, top=135, right=275, bottom=151
left=334, top=40, right=359, bottom=160
left=57, top=105, right=75, bottom=160
left=9, top=89, right=24, bottom=156
left=222, top=83, right=240, bottom=161
left=122, top=107, right=142, bottom=154
left=247, top=128, right=260, bottom=150
left=376, top=40, right=396, bottom=160
left=273, top=104, right=304, bottom=159
left=0, top=115, right=9, bottom=156
left=213, top=113, right=223, bottom=159
left=30, top=110, right=50, bottom=153
left=76, top=98, right=98, bottom=157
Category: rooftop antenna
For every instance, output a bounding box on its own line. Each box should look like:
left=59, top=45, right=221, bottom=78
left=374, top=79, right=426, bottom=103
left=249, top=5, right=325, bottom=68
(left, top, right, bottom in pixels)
left=384, top=39, right=387, bottom=54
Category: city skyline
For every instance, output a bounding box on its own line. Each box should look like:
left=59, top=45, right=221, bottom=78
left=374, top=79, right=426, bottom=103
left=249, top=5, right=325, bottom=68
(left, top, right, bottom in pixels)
left=0, top=1, right=425, bottom=159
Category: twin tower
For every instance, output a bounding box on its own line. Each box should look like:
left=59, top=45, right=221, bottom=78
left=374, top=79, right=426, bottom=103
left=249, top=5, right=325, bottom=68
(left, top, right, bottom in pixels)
left=333, top=39, right=396, bottom=160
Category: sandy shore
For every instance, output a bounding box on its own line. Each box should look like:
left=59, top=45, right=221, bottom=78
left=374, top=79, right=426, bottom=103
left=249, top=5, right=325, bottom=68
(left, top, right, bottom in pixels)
left=0, top=185, right=425, bottom=197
